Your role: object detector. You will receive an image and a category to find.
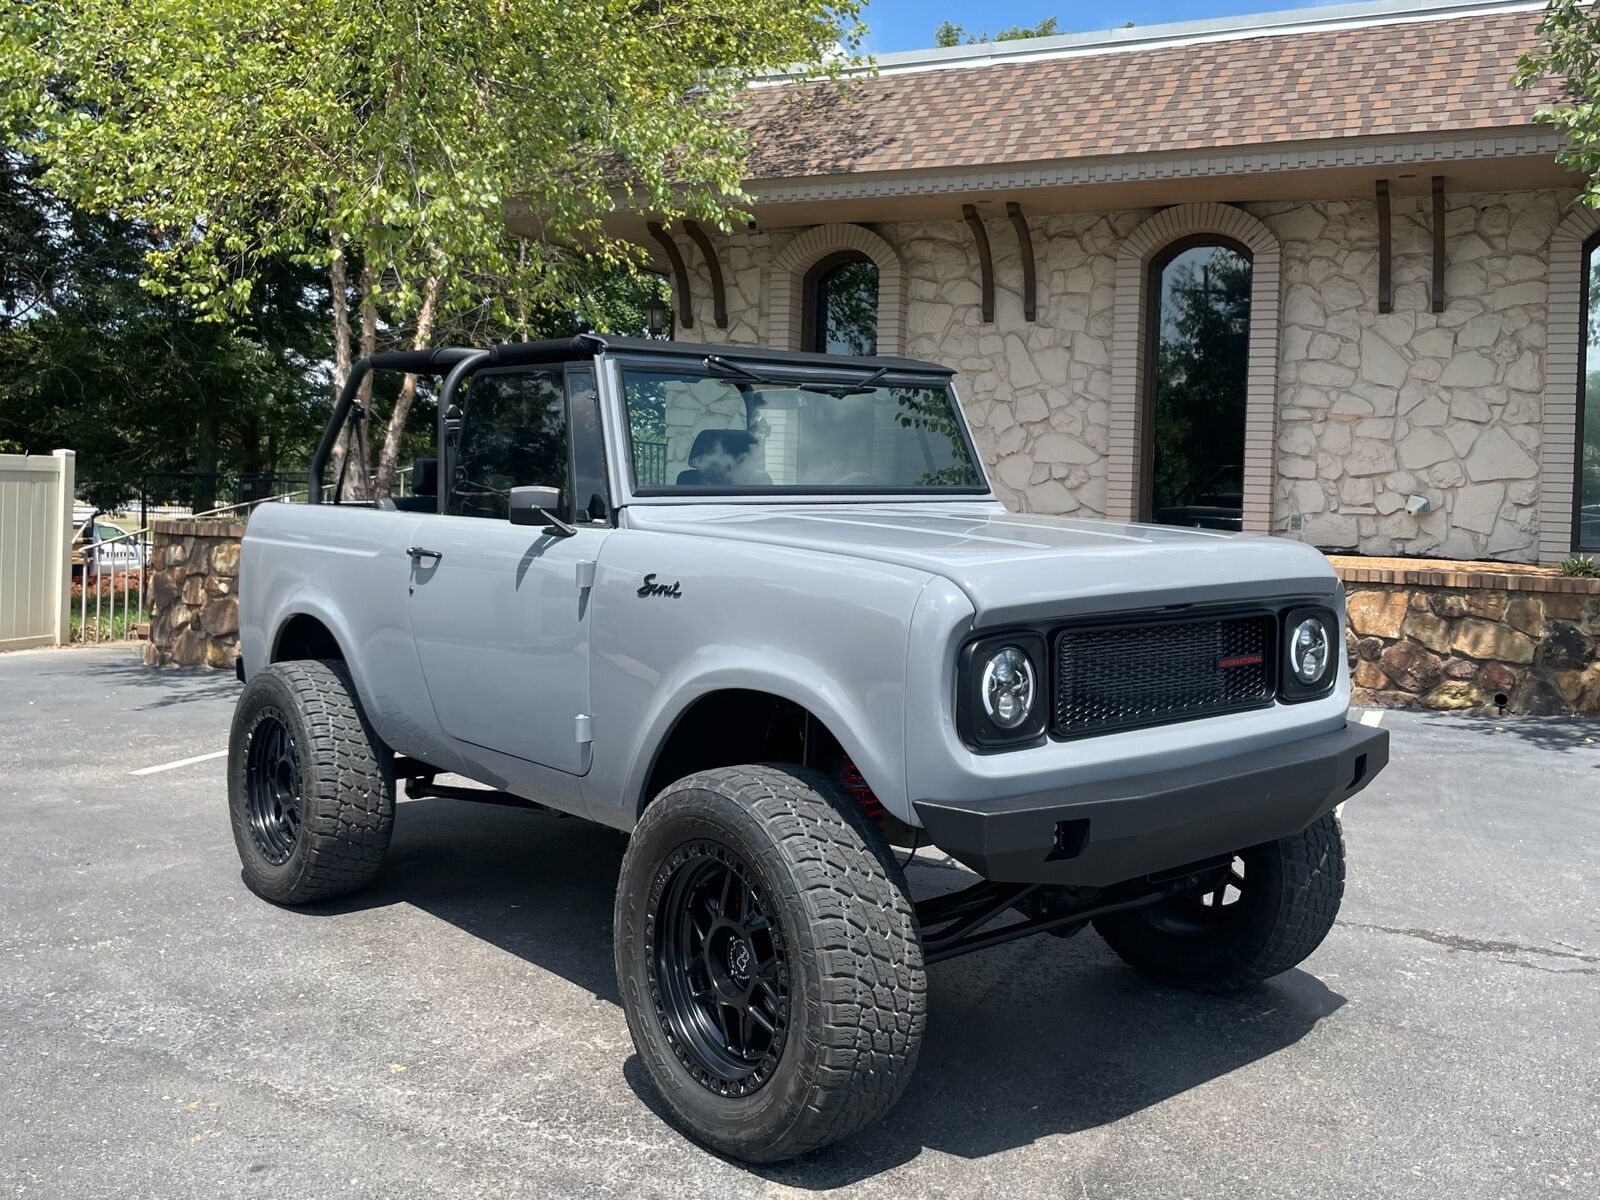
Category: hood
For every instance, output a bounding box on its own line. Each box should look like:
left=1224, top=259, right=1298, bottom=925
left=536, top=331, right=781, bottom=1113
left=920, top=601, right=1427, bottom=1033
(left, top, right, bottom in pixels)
left=624, top=502, right=1340, bottom=624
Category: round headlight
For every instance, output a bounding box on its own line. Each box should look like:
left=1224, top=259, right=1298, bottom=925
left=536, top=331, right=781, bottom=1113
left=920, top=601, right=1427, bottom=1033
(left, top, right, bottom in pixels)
left=1289, top=616, right=1331, bottom=685
left=980, top=646, right=1036, bottom=729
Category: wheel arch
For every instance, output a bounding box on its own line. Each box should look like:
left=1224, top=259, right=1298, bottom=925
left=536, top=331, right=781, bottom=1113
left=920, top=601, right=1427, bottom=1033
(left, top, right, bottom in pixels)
left=630, top=672, right=904, bottom=821
left=260, top=603, right=378, bottom=728
left=271, top=611, right=347, bottom=663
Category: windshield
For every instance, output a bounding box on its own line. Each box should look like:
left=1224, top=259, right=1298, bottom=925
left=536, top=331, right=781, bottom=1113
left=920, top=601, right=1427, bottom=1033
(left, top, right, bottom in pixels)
left=620, top=366, right=985, bottom=495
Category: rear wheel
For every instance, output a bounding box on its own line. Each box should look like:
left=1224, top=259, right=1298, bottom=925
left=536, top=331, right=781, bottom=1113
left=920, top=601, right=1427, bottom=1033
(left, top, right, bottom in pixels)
left=1093, top=812, right=1345, bottom=991
left=227, top=660, right=394, bottom=904
left=614, top=765, right=925, bottom=1162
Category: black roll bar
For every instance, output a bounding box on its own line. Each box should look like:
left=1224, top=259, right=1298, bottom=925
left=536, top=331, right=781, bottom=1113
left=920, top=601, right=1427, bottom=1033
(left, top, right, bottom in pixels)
left=305, top=335, right=607, bottom=503
left=307, top=349, right=477, bottom=503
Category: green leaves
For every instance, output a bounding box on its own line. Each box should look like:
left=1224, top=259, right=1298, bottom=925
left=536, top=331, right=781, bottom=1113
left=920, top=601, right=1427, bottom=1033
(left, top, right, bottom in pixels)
left=2, top=0, right=863, bottom=491
left=935, top=15, right=1059, bottom=47
left=0, top=153, right=331, bottom=504
left=4, top=0, right=865, bottom=325
left=1515, top=0, right=1600, bottom=209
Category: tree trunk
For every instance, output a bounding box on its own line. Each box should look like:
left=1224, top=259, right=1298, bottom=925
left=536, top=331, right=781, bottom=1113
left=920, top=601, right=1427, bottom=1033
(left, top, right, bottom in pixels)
left=338, top=264, right=379, bottom=500
left=374, top=274, right=443, bottom=496
left=515, top=238, right=530, bottom=341
left=326, top=226, right=355, bottom=492
left=238, top=416, right=263, bottom=502
left=195, top=410, right=219, bottom=513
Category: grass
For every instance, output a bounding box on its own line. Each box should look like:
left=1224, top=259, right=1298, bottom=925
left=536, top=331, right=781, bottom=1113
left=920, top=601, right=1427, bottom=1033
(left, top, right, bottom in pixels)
left=70, top=596, right=150, bottom=643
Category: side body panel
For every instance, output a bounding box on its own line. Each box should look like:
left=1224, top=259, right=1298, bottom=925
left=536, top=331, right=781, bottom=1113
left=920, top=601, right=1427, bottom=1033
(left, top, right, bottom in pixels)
left=240, top=503, right=589, bottom=815
left=241, top=502, right=433, bottom=752
left=403, top=513, right=611, bottom=775
left=578, top=525, right=934, bottom=829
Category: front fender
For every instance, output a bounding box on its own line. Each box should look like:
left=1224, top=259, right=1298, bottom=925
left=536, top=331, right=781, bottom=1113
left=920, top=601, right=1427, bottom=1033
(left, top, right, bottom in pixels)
left=582, top=530, right=935, bottom=829
left=622, top=650, right=907, bottom=821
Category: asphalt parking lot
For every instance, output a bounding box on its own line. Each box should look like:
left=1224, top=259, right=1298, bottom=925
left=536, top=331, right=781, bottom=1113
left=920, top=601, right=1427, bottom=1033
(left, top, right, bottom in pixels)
left=1, top=646, right=1596, bottom=1199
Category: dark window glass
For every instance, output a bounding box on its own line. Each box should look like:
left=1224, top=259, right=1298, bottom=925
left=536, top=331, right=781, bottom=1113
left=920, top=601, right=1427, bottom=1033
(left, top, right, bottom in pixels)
left=1146, top=241, right=1252, bottom=530
left=1580, top=242, right=1600, bottom=550
left=807, top=255, right=879, bottom=355
left=567, top=368, right=610, bottom=523
left=447, top=368, right=568, bottom=520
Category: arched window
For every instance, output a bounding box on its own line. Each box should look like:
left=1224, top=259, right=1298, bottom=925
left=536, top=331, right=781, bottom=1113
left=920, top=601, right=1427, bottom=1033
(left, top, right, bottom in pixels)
left=1577, top=234, right=1600, bottom=551
left=1110, top=204, right=1280, bottom=533
left=1143, top=236, right=1253, bottom=529
left=803, top=252, right=879, bottom=355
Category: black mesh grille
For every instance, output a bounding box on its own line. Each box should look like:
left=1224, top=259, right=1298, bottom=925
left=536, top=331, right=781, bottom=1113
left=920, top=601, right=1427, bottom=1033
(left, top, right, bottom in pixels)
left=1052, top=614, right=1275, bottom=738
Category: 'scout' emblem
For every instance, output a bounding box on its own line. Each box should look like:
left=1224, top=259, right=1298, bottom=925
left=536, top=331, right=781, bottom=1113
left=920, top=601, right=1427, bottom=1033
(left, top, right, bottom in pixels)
left=637, top=573, right=683, bottom=599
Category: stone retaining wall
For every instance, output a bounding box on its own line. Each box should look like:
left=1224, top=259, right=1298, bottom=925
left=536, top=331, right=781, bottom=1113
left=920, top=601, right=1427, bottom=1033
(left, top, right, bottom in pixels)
left=1341, top=565, right=1600, bottom=714
left=143, top=518, right=244, bottom=669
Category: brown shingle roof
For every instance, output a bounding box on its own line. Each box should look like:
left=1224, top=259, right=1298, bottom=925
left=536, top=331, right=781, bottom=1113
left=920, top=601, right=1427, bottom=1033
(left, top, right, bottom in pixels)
left=737, top=9, right=1557, bottom=181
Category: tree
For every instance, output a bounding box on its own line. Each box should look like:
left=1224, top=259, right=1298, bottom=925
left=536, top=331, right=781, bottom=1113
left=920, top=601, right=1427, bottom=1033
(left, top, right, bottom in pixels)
left=1516, top=0, right=1600, bottom=209
left=2, top=0, right=863, bottom=493
left=0, top=152, right=329, bottom=509
left=935, top=16, right=1060, bottom=47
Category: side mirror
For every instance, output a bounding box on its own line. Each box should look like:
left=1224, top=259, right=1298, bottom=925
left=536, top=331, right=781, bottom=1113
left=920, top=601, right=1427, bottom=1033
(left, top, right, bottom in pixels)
left=412, top=457, right=437, bottom=497
left=508, top=485, right=576, bottom=537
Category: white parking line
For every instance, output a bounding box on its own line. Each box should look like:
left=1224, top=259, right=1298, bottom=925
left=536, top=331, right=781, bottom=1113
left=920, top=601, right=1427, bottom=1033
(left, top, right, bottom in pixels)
left=130, top=749, right=227, bottom=777
left=1359, top=709, right=1385, bottom=727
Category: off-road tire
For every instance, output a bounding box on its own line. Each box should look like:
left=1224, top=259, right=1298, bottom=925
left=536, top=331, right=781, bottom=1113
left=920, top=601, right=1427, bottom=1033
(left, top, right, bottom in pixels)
left=614, top=764, right=926, bottom=1162
left=227, top=659, right=395, bottom=905
left=1093, top=812, right=1345, bottom=992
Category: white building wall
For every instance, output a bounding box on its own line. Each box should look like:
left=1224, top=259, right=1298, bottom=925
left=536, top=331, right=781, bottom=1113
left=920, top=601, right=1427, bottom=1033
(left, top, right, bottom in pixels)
left=1259, top=190, right=1562, bottom=562
left=660, top=188, right=1578, bottom=563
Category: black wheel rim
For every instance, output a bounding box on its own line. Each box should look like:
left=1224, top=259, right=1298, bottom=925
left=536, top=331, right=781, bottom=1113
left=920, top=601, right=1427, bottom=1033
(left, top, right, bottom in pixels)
left=646, top=839, right=790, bottom=1097
left=1142, top=853, right=1251, bottom=937
left=244, top=709, right=302, bottom=865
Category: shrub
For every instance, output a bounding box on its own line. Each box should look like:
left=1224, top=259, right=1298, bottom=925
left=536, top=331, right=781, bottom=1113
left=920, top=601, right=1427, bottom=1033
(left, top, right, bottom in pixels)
left=1559, top=554, right=1599, bottom=578
left=70, top=569, right=142, bottom=599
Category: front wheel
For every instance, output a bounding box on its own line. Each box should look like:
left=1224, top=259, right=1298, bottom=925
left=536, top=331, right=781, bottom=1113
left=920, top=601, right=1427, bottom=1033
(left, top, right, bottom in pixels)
left=1093, top=812, right=1345, bottom=991
left=614, top=765, right=926, bottom=1162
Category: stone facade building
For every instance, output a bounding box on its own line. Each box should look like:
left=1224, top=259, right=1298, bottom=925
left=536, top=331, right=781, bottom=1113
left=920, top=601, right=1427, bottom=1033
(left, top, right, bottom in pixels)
left=561, top=0, right=1600, bottom=566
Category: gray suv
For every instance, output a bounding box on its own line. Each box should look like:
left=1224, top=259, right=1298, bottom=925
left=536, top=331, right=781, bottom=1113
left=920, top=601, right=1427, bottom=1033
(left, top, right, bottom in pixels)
left=229, top=335, right=1387, bottom=1161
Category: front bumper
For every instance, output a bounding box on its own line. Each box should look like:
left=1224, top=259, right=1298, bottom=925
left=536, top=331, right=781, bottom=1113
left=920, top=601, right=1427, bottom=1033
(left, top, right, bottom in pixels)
left=913, top=723, right=1388, bottom=886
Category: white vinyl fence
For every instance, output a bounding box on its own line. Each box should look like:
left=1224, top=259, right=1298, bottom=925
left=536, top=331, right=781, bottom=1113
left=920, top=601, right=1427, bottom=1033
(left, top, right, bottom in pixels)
left=0, top=450, right=75, bottom=650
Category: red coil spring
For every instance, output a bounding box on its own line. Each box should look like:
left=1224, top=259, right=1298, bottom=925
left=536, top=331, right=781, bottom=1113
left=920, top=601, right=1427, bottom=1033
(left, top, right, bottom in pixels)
left=840, top=760, right=886, bottom=825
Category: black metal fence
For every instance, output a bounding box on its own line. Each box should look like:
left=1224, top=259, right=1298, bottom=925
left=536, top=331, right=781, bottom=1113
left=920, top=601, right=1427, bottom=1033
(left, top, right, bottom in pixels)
left=634, top=441, right=667, bottom=488
left=137, top=471, right=309, bottom=523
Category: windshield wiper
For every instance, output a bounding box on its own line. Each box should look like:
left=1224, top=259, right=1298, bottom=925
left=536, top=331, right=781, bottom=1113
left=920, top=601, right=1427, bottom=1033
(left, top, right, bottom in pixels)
left=703, top=354, right=768, bottom=383
left=800, top=366, right=890, bottom=397
left=704, top=355, right=894, bottom=396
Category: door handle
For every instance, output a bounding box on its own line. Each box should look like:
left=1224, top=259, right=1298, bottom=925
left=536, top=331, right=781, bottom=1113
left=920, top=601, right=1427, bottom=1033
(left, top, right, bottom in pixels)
left=406, top=546, right=443, bottom=562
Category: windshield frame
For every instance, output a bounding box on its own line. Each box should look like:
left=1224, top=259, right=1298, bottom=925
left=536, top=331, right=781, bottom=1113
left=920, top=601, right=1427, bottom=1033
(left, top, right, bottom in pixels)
left=603, top=352, right=993, bottom=504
